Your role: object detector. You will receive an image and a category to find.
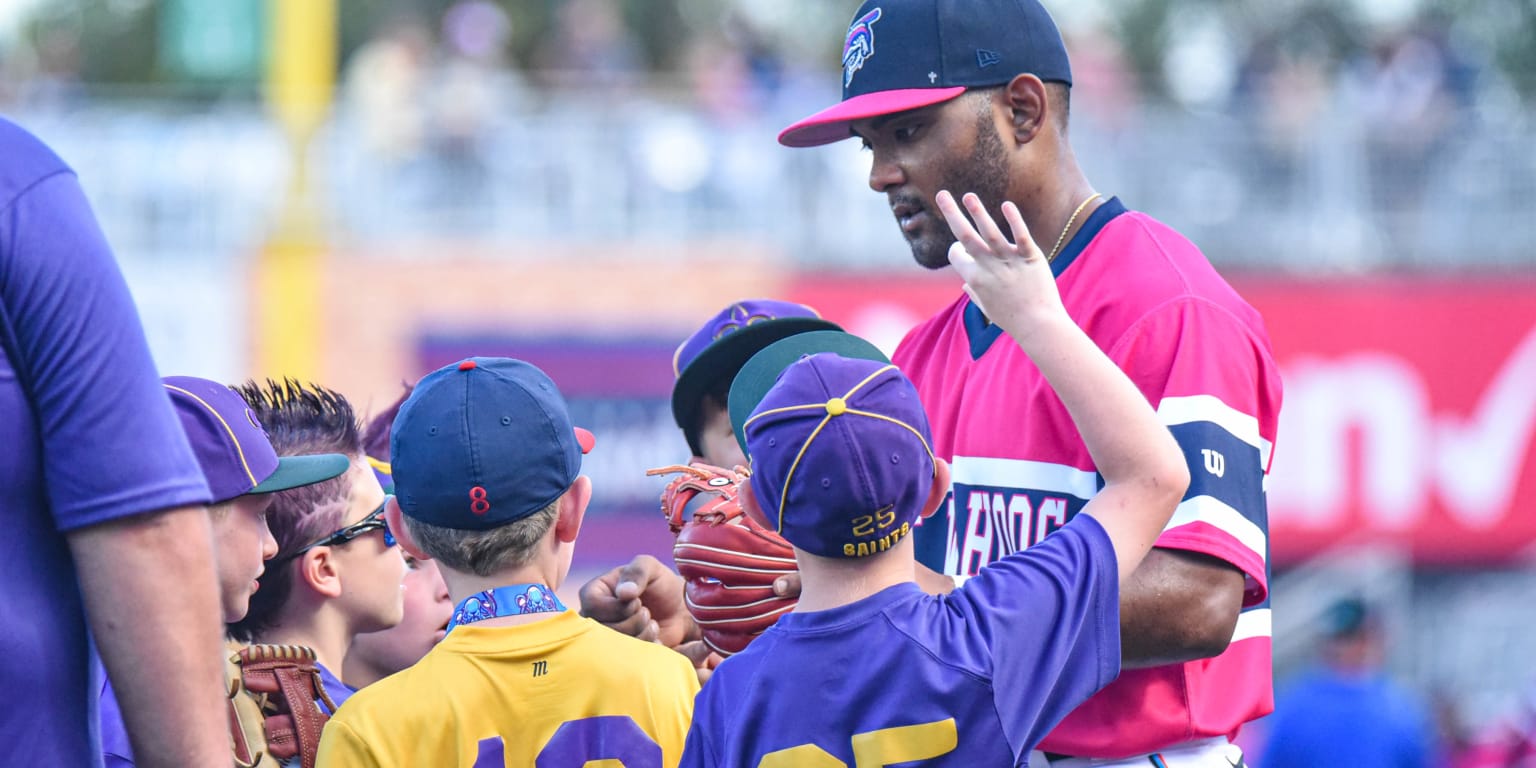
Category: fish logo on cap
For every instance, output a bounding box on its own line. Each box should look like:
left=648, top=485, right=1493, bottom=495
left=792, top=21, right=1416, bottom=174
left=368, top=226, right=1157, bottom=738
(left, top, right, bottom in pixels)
left=842, top=7, right=882, bottom=87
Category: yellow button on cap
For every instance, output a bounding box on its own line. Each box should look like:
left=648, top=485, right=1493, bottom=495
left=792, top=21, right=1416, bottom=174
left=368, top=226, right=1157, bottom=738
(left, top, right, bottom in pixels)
left=826, top=397, right=847, bottom=416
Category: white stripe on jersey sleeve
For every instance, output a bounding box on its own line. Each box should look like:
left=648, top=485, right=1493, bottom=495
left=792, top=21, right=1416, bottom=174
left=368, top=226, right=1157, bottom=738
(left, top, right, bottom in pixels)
left=1230, top=607, right=1272, bottom=643
left=1158, top=394, right=1275, bottom=470
left=1164, top=494, right=1268, bottom=563
left=948, top=455, right=1101, bottom=500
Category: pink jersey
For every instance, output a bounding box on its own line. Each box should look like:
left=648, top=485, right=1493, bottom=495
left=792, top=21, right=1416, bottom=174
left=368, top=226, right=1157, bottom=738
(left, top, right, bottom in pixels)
left=893, top=198, right=1281, bottom=759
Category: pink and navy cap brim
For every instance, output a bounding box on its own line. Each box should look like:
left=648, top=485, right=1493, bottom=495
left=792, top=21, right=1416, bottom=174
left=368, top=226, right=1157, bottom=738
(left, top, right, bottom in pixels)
left=778, top=87, right=967, bottom=148
left=779, top=0, right=1072, bottom=148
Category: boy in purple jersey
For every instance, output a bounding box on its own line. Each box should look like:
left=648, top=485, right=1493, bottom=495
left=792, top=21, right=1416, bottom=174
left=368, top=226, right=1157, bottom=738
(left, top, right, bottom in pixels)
left=1, top=116, right=228, bottom=766
left=98, top=377, right=351, bottom=767
left=680, top=197, right=1188, bottom=767
left=778, top=1, right=1281, bottom=763
left=227, top=380, right=408, bottom=707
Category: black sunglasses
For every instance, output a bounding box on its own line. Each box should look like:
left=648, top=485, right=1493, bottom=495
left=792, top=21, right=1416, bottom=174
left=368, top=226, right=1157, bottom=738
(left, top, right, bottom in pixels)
left=280, top=496, right=397, bottom=561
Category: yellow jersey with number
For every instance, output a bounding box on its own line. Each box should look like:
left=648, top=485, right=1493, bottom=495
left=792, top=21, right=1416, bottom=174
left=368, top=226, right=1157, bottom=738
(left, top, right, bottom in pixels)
left=316, top=610, right=699, bottom=767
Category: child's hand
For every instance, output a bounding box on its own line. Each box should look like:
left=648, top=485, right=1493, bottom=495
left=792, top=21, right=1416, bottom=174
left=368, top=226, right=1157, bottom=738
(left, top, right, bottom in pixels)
left=935, top=190, right=1065, bottom=340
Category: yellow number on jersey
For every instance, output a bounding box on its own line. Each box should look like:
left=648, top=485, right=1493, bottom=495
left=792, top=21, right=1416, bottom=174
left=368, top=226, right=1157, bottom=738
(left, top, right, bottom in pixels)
left=758, top=719, right=958, bottom=768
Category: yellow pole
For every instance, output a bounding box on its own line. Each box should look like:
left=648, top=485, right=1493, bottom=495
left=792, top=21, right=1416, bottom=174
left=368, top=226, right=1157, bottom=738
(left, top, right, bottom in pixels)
left=256, top=0, right=337, bottom=381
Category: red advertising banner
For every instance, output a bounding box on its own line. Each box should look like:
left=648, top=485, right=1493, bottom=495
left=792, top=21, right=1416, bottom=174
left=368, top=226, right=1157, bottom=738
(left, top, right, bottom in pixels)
left=787, top=274, right=1536, bottom=566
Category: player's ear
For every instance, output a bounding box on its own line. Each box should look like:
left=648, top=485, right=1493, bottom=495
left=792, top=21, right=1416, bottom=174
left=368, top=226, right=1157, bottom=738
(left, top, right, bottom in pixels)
left=738, top=477, right=774, bottom=531
left=555, top=475, right=592, bottom=544
left=298, top=547, right=343, bottom=598
left=385, top=497, right=432, bottom=563
left=1002, top=73, right=1048, bottom=145
left=919, top=458, right=951, bottom=520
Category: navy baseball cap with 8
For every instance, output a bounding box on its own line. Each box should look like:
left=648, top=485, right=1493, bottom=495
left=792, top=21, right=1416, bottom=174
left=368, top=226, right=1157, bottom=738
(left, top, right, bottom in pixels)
left=778, top=0, right=1072, bottom=148
left=390, top=357, right=595, bottom=531
left=740, top=352, right=938, bottom=559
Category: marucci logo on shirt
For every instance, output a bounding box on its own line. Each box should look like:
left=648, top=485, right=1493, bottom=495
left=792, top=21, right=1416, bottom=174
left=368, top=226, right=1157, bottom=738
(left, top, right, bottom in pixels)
left=532, top=660, right=547, bottom=677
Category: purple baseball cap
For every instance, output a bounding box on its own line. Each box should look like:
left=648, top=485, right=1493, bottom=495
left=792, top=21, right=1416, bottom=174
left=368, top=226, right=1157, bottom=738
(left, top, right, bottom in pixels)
left=671, top=300, right=840, bottom=455
left=778, top=0, right=1072, bottom=148
left=390, top=358, right=595, bottom=532
left=741, top=353, right=938, bottom=559
left=163, top=377, right=350, bottom=504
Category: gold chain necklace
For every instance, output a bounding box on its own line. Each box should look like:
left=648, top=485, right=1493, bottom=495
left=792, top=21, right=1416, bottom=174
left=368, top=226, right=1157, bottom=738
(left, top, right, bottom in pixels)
left=1047, top=192, right=1102, bottom=262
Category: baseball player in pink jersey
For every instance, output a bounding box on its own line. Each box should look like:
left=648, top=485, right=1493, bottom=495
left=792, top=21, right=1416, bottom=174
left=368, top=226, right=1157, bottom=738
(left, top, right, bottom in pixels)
left=779, top=0, right=1283, bottom=765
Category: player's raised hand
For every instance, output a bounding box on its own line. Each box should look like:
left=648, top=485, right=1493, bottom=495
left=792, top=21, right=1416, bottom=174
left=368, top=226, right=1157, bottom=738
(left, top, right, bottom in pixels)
left=935, top=190, right=1065, bottom=340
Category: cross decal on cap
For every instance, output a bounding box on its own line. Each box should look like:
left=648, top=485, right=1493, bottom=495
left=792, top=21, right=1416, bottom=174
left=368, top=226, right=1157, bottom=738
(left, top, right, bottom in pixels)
left=928, top=71, right=938, bottom=84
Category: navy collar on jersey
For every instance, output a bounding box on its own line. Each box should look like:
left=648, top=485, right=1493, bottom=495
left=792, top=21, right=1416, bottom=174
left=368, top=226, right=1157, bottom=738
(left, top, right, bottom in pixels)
left=962, top=196, right=1128, bottom=360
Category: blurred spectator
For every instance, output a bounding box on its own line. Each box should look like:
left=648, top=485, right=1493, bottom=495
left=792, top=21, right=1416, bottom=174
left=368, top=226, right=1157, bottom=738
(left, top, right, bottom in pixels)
left=428, top=0, right=517, bottom=204
left=1259, top=598, right=1443, bottom=768
left=533, top=0, right=643, bottom=90
left=1342, top=13, right=1473, bottom=245
left=1229, top=20, right=1336, bottom=207
left=342, top=16, right=433, bottom=165
left=1064, top=22, right=1139, bottom=134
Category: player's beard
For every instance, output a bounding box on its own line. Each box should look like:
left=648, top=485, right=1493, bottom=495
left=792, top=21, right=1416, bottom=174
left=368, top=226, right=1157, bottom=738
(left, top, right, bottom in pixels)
left=905, top=112, right=1012, bottom=271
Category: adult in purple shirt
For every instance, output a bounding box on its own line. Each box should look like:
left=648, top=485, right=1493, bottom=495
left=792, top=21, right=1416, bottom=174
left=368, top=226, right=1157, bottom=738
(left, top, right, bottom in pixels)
left=97, top=376, right=350, bottom=767
left=0, top=117, right=228, bottom=767
left=680, top=195, right=1189, bottom=766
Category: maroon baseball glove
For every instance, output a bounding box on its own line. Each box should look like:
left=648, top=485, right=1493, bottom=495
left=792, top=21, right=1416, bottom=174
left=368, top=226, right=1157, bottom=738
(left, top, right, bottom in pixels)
left=647, top=462, right=799, bottom=657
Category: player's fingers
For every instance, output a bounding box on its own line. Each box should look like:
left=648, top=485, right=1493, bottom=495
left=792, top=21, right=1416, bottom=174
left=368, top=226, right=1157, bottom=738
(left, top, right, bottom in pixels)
left=1000, top=201, right=1042, bottom=262
left=598, top=604, right=651, bottom=637
left=637, top=619, right=661, bottom=643
left=962, top=193, right=1015, bottom=255
left=960, top=283, right=989, bottom=318
left=934, top=190, right=992, bottom=258
left=617, top=554, right=665, bottom=591
left=947, top=240, right=978, bottom=277
left=675, top=640, right=715, bottom=668
left=773, top=571, right=803, bottom=598
left=578, top=566, right=627, bottom=618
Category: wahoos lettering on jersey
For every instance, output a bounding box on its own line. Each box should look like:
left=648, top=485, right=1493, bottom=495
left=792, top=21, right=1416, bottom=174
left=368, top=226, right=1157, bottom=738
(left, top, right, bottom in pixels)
left=921, top=456, right=1096, bottom=576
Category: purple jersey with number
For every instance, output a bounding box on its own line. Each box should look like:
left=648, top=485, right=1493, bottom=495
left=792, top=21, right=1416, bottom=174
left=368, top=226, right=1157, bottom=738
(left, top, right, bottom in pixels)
left=680, top=514, right=1119, bottom=768
left=0, top=118, right=210, bottom=766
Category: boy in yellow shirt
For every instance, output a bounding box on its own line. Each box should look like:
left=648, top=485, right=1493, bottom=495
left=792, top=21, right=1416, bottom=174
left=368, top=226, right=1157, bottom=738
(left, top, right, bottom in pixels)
left=317, top=357, right=699, bottom=767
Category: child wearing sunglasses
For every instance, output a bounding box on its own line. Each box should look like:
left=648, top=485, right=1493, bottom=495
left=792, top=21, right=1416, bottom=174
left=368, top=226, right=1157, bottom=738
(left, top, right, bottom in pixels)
left=227, top=380, right=408, bottom=707
left=316, top=358, right=699, bottom=767
left=99, top=376, right=351, bottom=768
left=343, top=386, right=455, bottom=691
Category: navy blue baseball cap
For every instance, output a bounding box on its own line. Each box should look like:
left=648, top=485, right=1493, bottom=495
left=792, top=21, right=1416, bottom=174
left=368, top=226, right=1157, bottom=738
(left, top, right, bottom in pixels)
left=779, top=0, right=1072, bottom=147
left=742, top=353, right=938, bottom=559
left=390, top=357, right=595, bottom=531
